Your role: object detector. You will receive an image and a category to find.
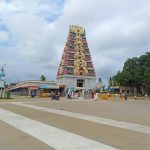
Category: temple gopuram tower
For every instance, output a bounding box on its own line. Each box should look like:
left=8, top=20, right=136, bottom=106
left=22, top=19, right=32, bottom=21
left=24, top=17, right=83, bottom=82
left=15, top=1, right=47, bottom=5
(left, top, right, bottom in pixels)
left=57, top=25, right=96, bottom=90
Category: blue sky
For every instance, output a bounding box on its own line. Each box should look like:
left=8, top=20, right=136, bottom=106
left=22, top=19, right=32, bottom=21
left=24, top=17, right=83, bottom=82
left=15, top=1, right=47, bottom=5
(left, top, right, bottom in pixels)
left=0, top=0, right=150, bottom=86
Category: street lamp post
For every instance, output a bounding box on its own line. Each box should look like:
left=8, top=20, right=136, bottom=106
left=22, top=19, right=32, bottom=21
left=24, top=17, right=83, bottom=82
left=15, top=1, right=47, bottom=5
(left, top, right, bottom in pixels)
left=0, top=64, right=6, bottom=98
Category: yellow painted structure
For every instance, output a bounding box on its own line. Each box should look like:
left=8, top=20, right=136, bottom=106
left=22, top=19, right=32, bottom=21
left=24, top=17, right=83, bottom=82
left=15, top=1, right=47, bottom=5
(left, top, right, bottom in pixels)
left=98, top=92, right=124, bottom=101
left=69, top=25, right=85, bottom=34
left=98, top=93, right=113, bottom=100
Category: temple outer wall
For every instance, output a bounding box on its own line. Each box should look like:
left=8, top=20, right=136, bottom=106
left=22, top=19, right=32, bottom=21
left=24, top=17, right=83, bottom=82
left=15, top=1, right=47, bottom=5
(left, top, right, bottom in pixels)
left=57, top=75, right=96, bottom=90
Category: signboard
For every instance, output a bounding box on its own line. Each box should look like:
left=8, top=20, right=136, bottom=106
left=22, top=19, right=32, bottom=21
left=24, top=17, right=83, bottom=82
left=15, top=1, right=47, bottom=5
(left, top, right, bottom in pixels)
left=38, top=84, right=59, bottom=89
left=28, top=86, right=39, bottom=90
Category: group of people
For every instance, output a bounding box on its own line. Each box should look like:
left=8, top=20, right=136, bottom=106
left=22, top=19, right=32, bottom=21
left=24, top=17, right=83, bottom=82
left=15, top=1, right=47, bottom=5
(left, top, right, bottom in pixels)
left=114, top=92, right=128, bottom=101
left=30, top=89, right=128, bottom=101
left=66, top=90, right=81, bottom=99
left=30, top=90, right=60, bottom=100
left=51, top=91, right=60, bottom=100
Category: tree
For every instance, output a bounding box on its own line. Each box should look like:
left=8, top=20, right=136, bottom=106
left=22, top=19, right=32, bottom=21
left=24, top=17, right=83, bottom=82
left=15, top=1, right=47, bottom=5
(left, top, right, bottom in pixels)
left=40, top=75, right=46, bottom=81
left=111, top=52, right=150, bottom=93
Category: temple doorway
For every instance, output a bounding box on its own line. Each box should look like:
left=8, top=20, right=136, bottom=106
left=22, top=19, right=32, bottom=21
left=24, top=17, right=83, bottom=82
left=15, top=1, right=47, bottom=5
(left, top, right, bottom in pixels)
left=77, top=79, right=84, bottom=87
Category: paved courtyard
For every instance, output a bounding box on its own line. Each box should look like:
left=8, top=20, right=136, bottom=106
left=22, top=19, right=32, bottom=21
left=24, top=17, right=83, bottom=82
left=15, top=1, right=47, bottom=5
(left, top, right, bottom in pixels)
left=0, top=96, right=150, bottom=150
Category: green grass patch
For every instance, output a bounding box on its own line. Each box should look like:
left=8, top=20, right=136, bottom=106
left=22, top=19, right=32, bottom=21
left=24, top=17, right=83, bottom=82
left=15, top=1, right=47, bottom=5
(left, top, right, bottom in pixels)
left=0, top=97, right=13, bottom=100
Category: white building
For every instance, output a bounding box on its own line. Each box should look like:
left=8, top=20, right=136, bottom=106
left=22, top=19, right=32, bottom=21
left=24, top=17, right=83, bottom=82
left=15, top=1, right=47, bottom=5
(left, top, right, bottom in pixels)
left=10, top=80, right=59, bottom=97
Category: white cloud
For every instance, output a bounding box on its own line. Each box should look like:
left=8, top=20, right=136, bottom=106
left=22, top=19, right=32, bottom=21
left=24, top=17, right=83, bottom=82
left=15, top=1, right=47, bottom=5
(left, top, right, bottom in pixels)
left=0, top=0, right=63, bottom=16
left=0, top=31, right=8, bottom=42
left=0, top=0, right=150, bottom=86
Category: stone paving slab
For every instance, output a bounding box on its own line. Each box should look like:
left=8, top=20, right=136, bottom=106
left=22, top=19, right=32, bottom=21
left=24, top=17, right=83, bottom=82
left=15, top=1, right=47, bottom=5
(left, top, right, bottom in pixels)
left=0, top=96, right=150, bottom=150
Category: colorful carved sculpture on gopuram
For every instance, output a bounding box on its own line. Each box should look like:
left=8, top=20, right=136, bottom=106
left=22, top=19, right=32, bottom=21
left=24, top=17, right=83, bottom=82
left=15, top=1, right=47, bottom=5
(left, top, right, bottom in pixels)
left=57, top=25, right=96, bottom=77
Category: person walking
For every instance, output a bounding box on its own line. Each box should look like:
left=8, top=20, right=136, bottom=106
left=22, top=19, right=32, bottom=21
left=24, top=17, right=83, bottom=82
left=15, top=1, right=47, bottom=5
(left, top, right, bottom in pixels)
left=31, top=91, right=35, bottom=98
left=94, top=92, right=98, bottom=101
left=124, top=92, right=128, bottom=101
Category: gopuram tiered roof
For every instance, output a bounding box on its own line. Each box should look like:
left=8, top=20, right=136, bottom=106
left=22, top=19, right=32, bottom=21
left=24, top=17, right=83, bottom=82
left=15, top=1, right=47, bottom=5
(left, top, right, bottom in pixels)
left=57, top=25, right=96, bottom=77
